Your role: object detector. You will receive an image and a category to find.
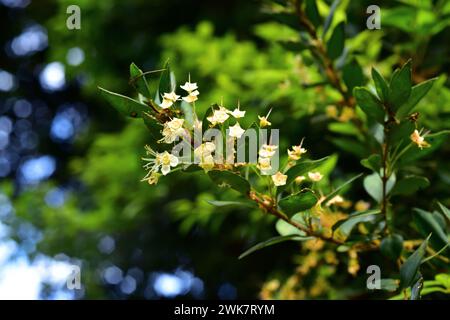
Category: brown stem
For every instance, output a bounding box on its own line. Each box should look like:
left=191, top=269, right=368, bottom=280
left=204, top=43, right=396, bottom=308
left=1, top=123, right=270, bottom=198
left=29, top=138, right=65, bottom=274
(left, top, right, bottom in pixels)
left=248, top=190, right=344, bottom=245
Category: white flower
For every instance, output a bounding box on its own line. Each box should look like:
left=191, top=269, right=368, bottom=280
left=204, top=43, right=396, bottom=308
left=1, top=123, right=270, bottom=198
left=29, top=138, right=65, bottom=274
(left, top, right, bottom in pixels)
left=257, top=157, right=272, bottom=175
left=258, top=115, right=271, bottom=128
left=410, top=129, right=430, bottom=149
left=207, top=106, right=230, bottom=125
left=157, top=151, right=179, bottom=175
left=194, top=142, right=216, bottom=172
left=272, top=171, right=287, bottom=186
left=228, top=107, right=246, bottom=119
left=326, top=195, right=345, bottom=206
left=259, top=144, right=278, bottom=158
left=182, top=90, right=199, bottom=103
left=142, top=146, right=179, bottom=180
left=288, top=144, right=307, bottom=161
left=180, top=81, right=198, bottom=93
left=295, top=175, right=306, bottom=185
left=308, top=171, right=323, bottom=182
left=160, top=91, right=180, bottom=109
left=160, top=118, right=185, bottom=143
left=228, top=122, right=245, bottom=139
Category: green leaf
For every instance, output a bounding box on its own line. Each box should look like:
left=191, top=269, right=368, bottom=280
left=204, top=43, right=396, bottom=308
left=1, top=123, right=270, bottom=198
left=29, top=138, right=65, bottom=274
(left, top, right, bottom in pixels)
left=323, top=173, right=363, bottom=204
left=326, top=21, right=345, bottom=60
left=328, top=122, right=360, bottom=136
left=437, top=201, right=450, bottom=222
left=238, top=235, right=309, bottom=259
left=332, top=209, right=381, bottom=239
left=388, top=60, right=412, bottom=112
left=142, top=112, right=163, bottom=150
left=413, top=208, right=449, bottom=254
left=284, top=157, right=329, bottom=185
left=360, top=154, right=381, bottom=172
left=371, top=67, right=389, bottom=102
left=342, top=59, right=364, bottom=92
left=206, top=200, right=256, bottom=208
left=388, top=121, right=415, bottom=145
left=129, top=63, right=151, bottom=98
left=391, top=176, right=429, bottom=196
left=278, top=190, right=318, bottom=217
left=353, top=87, right=385, bottom=124
left=278, top=40, right=310, bottom=52
left=398, top=130, right=450, bottom=165
left=380, top=234, right=404, bottom=260
left=363, top=172, right=396, bottom=203
left=207, top=170, right=250, bottom=194
left=397, top=78, right=437, bottom=118
left=276, top=219, right=306, bottom=237
left=99, top=86, right=148, bottom=118
left=322, top=0, right=340, bottom=37
left=400, top=235, right=429, bottom=289
left=155, top=60, right=175, bottom=103
left=305, top=0, right=321, bottom=27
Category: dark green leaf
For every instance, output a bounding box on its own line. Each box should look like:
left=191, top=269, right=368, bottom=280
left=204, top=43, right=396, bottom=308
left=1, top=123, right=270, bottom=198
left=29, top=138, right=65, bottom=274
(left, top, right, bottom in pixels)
left=360, top=154, right=381, bottom=172
left=342, top=59, right=364, bottom=92
left=371, top=67, right=389, bottom=102
left=202, top=104, right=217, bottom=133
left=388, top=121, right=415, bottom=145
left=238, top=235, right=309, bottom=259
left=326, top=22, right=345, bottom=60
left=271, top=12, right=301, bottom=30
left=437, top=201, right=450, bottom=222
left=207, top=170, right=250, bottom=194
left=129, top=63, right=151, bottom=98
left=278, top=190, right=318, bottom=217
left=389, top=60, right=412, bottom=112
left=397, top=78, right=437, bottom=118
left=413, top=208, right=449, bottom=254
left=353, top=87, right=385, bottom=123
left=400, top=235, right=429, bottom=289
left=305, top=0, right=321, bottom=27
left=155, top=60, right=174, bottom=103
left=99, top=86, right=148, bottom=118
left=380, top=234, right=404, bottom=260
left=323, top=173, right=363, bottom=204
left=142, top=112, right=163, bottom=150
left=391, top=176, right=429, bottom=196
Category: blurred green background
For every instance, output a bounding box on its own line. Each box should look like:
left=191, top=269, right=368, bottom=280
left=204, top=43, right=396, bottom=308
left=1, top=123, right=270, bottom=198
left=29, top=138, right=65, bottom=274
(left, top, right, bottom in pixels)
left=0, top=0, right=449, bottom=299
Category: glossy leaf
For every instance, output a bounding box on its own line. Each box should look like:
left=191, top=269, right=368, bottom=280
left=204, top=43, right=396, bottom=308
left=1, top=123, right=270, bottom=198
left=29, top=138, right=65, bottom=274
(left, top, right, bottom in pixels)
left=371, top=67, right=389, bottom=102
left=413, top=208, right=449, bottom=254
left=388, top=60, right=412, bottom=111
left=360, top=154, right=381, bottom=172
left=99, top=86, right=148, bottom=118
left=276, top=219, right=306, bottom=237
left=326, top=22, right=345, bottom=60
left=305, top=0, right=321, bottom=27
left=353, top=87, right=385, bottom=124
left=391, top=176, right=429, bottom=196
left=278, top=190, right=318, bottom=217
left=129, top=63, right=151, bottom=98
left=380, top=234, right=404, bottom=260
left=399, top=235, right=429, bottom=289
left=332, top=210, right=381, bottom=239
left=343, top=59, right=364, bottom=92
left=397, top=78, right=437, bottom=118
